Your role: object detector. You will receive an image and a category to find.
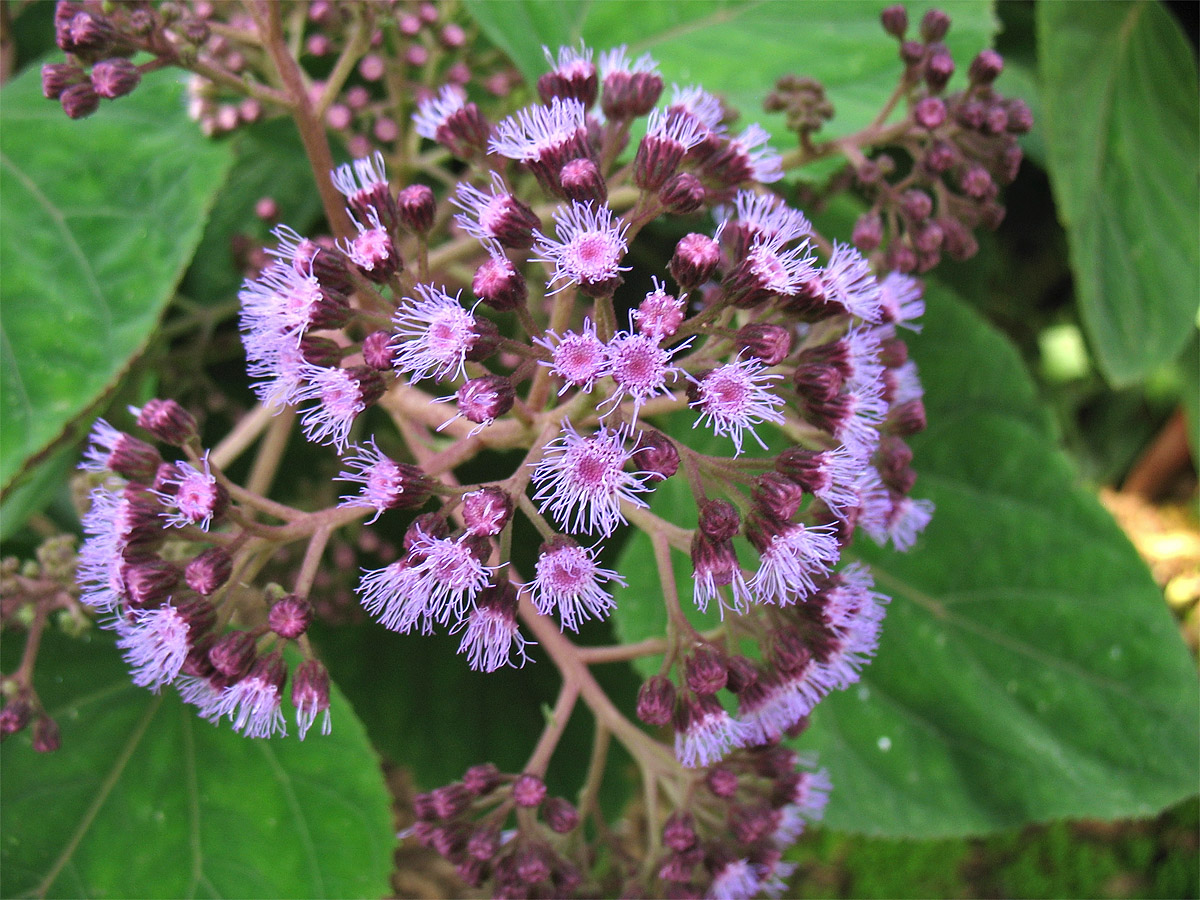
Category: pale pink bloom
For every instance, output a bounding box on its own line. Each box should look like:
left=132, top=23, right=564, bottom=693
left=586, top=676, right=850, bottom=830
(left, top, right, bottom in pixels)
left=690, top=356, right=785, bottom=455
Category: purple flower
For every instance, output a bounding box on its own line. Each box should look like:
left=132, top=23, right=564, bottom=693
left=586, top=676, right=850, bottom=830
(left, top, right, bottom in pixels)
left=533, top=318, right=607, bottom=395
left=488, top=95, right=588, bottom=164
left=667, top=84, right=727, bottom=138
left=391, top=284, right=478, bottom=383
left=154, top=452, right=226, bottom=531
left=690, top=356, right=786, bottom=456
left=750, top=522, right=841, bottom=605
left=455, top=582, right=532, bottom=672
left=336, top=438, right=429, bottom=522
left=529, top=537, right=625, bottom=631
left=821, top=242, right=884, bottom=323
left=633, top=278, right=687, bottom=340
left=674, top=694, right=750, bottom=768
left=115, top=603, right=194, bottom=691
left=717, top=123, right=784, bottom=184
left=215, top=655, right=288, bottom=739
left=80, top=418, right=159, bottom=482
left=531, top=422, right=654, bottom=538
left=295, top=365, right=378, bottom=451
left=330, top=150, right=392, bottom=220
left=451, top=173, right=539, bottom=251
left=724, top=234, right=816, bottom=307
left=533, top=201, right=630, bottom=295
left=732, top=189, right=812, bottom=244
left=292, top=659, right=332, bottom=739
left=879, top=271, right=925, bottom=330
left=601, top=315, right=689, bottom=421
left=357, top=559, right=428, bottom=633
left=413, top=84, right=468, bottom=141
left=707, top=858, right=761, bottom=900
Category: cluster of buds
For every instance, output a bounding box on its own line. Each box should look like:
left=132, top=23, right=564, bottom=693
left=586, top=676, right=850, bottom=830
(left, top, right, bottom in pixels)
left=844, top=5, right=1032, bottom=272
left=72, top=401, right=332, bottom=740
left=43, top=1, right=1028, bottom=891
left=43, top=1, right=153, bottom=118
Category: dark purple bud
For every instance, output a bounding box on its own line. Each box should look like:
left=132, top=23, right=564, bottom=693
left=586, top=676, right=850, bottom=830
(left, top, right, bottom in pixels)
left=512, top=773, right=546, bottom=808
left=736, top=323, right=792, bottom=365
left=729, top=802, right=777, bottom=844
left=706, top=766, right=739, bottom=798
left=361, top=331, right=394, bottom=371
left=969, top=48, right=1004, bottom=85
left=42, top=63, right=85, bottom=99
left=513, top=843, right=552, bottom=885
left=919, top=8, right=951, bottom=42
left=924, top=50, right=955, bottom=93
left=757, top=744, right=800, bottom=778
left=462, top=762, right=501, bottom=795
left=348, top=365, right=387, bottom=409
left=397, top=184, right=436, bottom=233
left=434, top=101, right=492, bottom=159
left=999, top=144, right=1024, bottom=184
left=637, top=675, right=676, bottom=726
left=209, top=630, right=258, bottom=680
left=888, top=397, right=927, bottom=436
left=753, top=471, right=805, bottom=520
left=635, top=429, right=680, bottom=481
left=130, top=402, right=193, bottom=451
left=852, top=212, right=883, bottom=252
left=912, top=220, right=944, bottom=254
left=0, top=700, right=31, bottom=739
left=900, top=189, right=933, bottom=222
left=560, top=157, right=607, bottom=204
left=472, top=254, right=528, bottom=312
left=468, top=826, right=500, bottom=860
left=685, top=646, right=728, bottom=695
left=725, top=656, right=759, bottom=694
left=185, top=547, right=232, bottom=596
left=659, top=172, right=706, bottom=215
left=268, top=594, right=312, bottom=639
left=900, top=39, right=926, bottom=67
left=886, top=242, right=918, bottom=273
left=175, top=598, right=217, bottom=639
left=538, top=59, right=598, bottom=109
left=924, top=138, right=958, bottom=174
left=983, top=103, right=1009, bottom=135
left=956, top=98, right=986, bottom=130
left=698, top=499, right=740, bottom=541
left=961, top=164, right=994, bottom=200
left=880, top=4, right=908, bottom=38
left=913, top=96, right=946, bottom=130
left=63, top=10, right=116, bottom=53
left=32, top=715, right=61, bottom=753
left=405, top=513, right=449, bottom=551
left=91, top=59, right=141, bottom=99
left=772, top=628, right=812, bottom=676
left=879, top=336, right=910, bottom=369
left=1005, top=98, right=1034, bottom=134
left=878, top=436, right=917, bottom=494
left=602, top=67, right=662, bottom=119
left=463, top=487, right=513, bottom=536
left=431, top=782, right=472, bottom=819
left=297, top=334, right=341, bottom=368
left=103, top=430, right=162, bottom=483
left=455, top=375, right=513, bottom=426
left=61, top=82, right=100, bottom=119
left=669, top=232, right=721, bottom=291
left=544, top=796, right=580, bottom=833
left=663, top=811, right=698, bottom=852
left=121, top=556, right=180, bottom=608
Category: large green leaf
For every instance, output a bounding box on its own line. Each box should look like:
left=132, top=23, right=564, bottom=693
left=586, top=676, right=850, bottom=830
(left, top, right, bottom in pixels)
left=612, top=286, right=1199, bottom=837
left=1038, top=1, right=1200, bottom=386
left=466, top=0, right=997, bottom=148
left=0, top=63, right=233, bottom=495
left=0, top=631, right=394, bottom=898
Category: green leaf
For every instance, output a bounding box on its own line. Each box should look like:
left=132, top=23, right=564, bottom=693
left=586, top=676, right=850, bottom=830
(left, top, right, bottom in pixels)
left=1038, top=1, right=1200, bottom=386
left=0, top=440, right=78, bottom=543
left=0, top=64, right=234, bottom=495
left=465, top=0, right=997, bottom=147
left=1, top=631, right=394, bottom=898
left=612, top=286, right=1199, bottom=837
left=181, top=118, right=326, bottom=306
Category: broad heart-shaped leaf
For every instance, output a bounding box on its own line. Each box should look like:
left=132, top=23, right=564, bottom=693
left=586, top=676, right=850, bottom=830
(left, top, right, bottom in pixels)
left=612, top=286, right=1199, bottom=837
left=1038, top=1, right=1200, bottom=386
left=0, top=631, right=394, bottom=899
left=0, top=63, right=233, bottom=495
left=465, top=0, right=997, bottom=150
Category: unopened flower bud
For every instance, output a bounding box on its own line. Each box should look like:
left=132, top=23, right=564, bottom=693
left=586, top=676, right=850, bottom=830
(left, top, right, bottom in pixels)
left=663, top=811, right=698, bottom=852
left=396, top=184, right=436, bottom=233
left=463, top=487, right=513, bottom=536
left=969, top=48, right=1004, bottom=85
left=432, top=783, right=472, bottom=819
left=725, top=656, right=759, bottom=693
left=753, top=471, right=805, bottom=520
left=685, top=646, right=728, bottom=695
left=268, top=594, right=312, bottom=639
left=33, top=715, right=61, bottom=753
left=924, top=50, right=955, bottom=92
left=61, top=82, right=100, bottom=119
left=512, top=773, right=546, bottom=808
left=405, top=513, right=449, bottom=551
left=121, top=555, right=180, bottom=608
left=463, top=762, right=501, bottom=795
left=698, top=499, right=740, bottom=541
left=602, top=65, right=662, bottom=119
left=456, top=375, right=514, bottom=427
left=888, top=397, right=927, bottom=436
left=669, top=232, right=721, bottom=291
left=924, top=139, right=958, bottom=173
left=185, top=546, right=233, bottom=596
left=880, top=4, right=907, bottom=38
left=472, top=254, right=528, bottom=311
left=900, top=39, right=926, bottom=67
left=852, top=212, right=883, bottom=252
left=637, top=675, right=676, bottom=726
left=1005, top=98, right=1034, bottom=134
left=42, top=63, right=85, bottom=99
left=919, top=8, right=951, bottom=42
left=209, top=630, right=258, bottom=680
left=635, top=429, right=680, bottom=481
left=91, top=59, right=141, bottom=99
left=961, top=164, right=994, bottom=200
left=0, top=699, right=31, bottom=739
left=706, top=766, right=739, bottom=798
left=659, top=172, right=706, bottom=215
left=361, top=331, right=394, bottom=370
left=560, top=157, right=607, bottom=204
left=299, top=334, right=343, bottom=368
left=544, top=796, right=580, bottom=833
left=913, top=96, right=946, bottom=129
left=736, top=323, right=792, bottom=365
left=468, top=826, right=501, bottom=860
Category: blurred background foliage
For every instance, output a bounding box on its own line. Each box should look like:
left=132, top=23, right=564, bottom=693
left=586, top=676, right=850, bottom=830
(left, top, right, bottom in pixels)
left=1, top=1, right=1197, bottom=897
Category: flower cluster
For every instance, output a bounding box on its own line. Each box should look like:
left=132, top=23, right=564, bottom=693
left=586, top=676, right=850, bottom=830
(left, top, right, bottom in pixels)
left=49, top=4, right=1029, bottom=894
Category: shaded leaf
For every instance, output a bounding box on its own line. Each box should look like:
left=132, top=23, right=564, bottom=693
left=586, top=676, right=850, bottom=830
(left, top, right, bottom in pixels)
left=612, top=286, right=1199, bottom=837
left=1038, top=1, right=1200, bottom=385
left=0, top=631, right=394, bottom=899
left=0, top=64, right=233, bottom=494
